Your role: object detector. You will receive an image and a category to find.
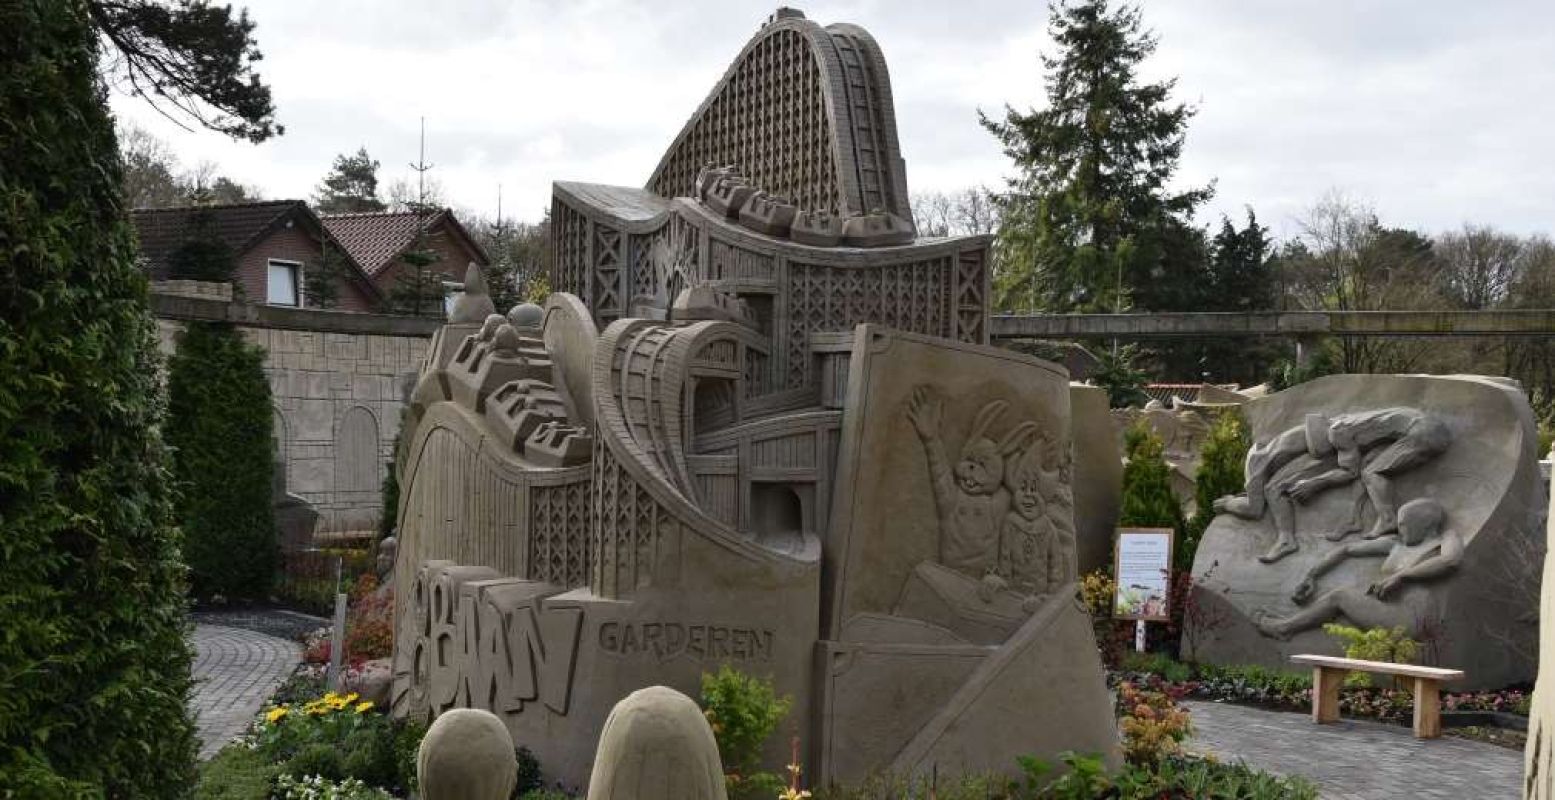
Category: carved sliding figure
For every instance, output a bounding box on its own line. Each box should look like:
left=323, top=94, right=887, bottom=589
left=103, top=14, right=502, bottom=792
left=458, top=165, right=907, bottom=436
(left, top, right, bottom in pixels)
left=1283, top=407, right=1452, bottom=541
left=1255, top=497, right=1463, bottom=640
left=1215, top=408, right=1452, bottom=563
left=905, top=386, right=1038, bottom=579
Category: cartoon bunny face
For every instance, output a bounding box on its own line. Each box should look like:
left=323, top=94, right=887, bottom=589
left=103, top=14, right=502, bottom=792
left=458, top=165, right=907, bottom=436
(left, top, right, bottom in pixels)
left=954, top=439, right=1003, bottom=495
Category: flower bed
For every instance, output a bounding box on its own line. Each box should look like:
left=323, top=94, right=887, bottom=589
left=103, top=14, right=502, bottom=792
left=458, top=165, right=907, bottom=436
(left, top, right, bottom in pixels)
left=1113, top=653, right=1531, bottom=726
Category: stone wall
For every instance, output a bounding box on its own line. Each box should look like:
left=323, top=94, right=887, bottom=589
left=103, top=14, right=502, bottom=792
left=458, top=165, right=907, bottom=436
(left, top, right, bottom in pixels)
left=153, top=287, right=437, bottom=536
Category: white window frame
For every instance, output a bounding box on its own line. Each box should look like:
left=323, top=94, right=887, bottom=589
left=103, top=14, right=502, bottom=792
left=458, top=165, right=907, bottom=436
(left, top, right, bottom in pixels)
left=267, top=259, right=304, bottom=307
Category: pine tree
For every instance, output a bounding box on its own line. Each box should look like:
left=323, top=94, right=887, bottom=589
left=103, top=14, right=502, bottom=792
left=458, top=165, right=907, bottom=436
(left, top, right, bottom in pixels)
left=314, top=147, right=387, bottom=213
left=303, top=239, right=347, bottom=308
left=981, top=0, right=1212, bottom=313
left=1, top=2, right=196, bottom=792
left=388, top=221, right=447, bottom=317
left=88, top=0, right=280, bottom=142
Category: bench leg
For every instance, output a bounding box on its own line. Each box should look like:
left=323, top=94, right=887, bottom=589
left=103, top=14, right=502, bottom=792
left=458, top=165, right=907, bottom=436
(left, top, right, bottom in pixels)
left=1313, top=666, right=1345, bottom=724
left=1413, top=678, right=1441, bottom=739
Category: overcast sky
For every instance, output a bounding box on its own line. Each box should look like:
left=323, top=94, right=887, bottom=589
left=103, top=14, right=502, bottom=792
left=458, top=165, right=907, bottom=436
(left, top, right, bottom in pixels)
left=111, top=0, right=1555, bottom=241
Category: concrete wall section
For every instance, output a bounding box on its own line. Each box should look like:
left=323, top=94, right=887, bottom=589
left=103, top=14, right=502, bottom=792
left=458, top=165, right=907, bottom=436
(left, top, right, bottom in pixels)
left=156, top=315, right=429, bottom=535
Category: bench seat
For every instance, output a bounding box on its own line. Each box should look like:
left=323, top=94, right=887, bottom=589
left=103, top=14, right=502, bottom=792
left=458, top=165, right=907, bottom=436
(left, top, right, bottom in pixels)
left=1290, top=654, right=1464, bottom=739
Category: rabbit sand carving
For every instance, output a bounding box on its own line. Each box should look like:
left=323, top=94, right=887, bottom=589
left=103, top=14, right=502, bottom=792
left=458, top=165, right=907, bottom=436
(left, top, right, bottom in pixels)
left=906, top=387, right=1040, bottom=576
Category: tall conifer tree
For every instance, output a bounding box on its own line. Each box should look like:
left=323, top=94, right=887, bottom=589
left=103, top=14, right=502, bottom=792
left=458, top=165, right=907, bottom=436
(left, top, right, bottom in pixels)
left=981, top=0, right=1211, bottom=313
left=314, top=147, right=387, bottom=213
left=1, top=1, right=197, bottom=793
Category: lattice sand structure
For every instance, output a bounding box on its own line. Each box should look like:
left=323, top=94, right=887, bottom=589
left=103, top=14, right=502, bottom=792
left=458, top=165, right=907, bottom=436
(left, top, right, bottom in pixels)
left=390, top=10, right=1117, bottom=787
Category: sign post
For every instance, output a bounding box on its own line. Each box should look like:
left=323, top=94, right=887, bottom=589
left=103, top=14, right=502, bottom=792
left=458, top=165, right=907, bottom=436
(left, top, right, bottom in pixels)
left=1113, top=527, right=1175, bottom=653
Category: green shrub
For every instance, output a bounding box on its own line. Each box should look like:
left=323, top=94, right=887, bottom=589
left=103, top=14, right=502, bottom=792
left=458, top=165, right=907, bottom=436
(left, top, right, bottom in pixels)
left=195, top=746, right=282, bottom=800
left=1323, top=624, right=1419, bottom=688
left=515, top=744, right=544, bottom=796
left=167, top=320, right=277, bottom=600
left=1184, top=410, right=1249, bottom=570
left=340, top=724, right=398, bottom=790
left=1119, top=423, right=1184, bottom=534
left=379, top=411, right=407, bottom=540
left=286, top=743, right=347, bottom=783
left=0, top=2, right=197, bottom=794
left=1119, top=651, right=1192, bottom=684
left=391, top=718, right=427, bottom=795
left=813, top=752, right=1317, bottom=799
left=700, top=664, right=793, bottom=799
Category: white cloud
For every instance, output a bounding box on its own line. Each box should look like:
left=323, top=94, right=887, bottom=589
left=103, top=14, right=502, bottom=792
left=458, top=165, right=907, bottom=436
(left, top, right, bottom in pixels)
left=112, top=0, right=1555, bottom=239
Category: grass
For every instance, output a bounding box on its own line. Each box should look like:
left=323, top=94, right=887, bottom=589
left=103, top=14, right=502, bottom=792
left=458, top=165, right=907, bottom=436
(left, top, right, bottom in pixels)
left=196, top=746, right=282, bottom=800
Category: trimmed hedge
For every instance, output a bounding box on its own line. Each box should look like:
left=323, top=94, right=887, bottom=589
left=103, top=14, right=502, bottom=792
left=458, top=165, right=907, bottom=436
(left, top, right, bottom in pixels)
left=0, top=1, right=197, bottom=795
left=167, top=321, right=277, bottom=600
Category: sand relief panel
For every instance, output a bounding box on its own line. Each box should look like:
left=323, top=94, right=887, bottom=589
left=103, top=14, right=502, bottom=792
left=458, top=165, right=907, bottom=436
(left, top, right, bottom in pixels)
left=1186, top=374, right=1542, bottom=690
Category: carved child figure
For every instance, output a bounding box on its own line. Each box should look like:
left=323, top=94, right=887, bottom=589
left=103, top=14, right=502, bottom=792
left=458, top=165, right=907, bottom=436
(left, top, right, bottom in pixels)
left=906, top=387, right=1038, bottom=579
left=997, top=439, right=1075, bottom=598
left=1255, top=497, right=1463, bottom=641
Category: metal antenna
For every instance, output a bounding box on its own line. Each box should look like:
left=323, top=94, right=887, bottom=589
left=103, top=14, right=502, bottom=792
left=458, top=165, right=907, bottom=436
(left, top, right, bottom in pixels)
left=409, top=116, right=435, bottom=208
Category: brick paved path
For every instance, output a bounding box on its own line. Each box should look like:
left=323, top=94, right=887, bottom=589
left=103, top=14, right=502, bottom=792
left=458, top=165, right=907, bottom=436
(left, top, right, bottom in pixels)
left=189, top=624, right=302, bottom=758
left=1186, top=700, right=1522, bottom=799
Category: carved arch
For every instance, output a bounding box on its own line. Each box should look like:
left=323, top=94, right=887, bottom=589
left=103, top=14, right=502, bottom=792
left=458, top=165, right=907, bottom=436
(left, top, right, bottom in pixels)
left=335, top=405, right=381, bottom=492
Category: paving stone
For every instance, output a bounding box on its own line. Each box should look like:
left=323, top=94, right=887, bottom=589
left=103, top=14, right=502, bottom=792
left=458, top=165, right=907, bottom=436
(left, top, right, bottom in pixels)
left=1186, top=700, right=1522, bottom=799
left=188, top=624, right=302, bottom=759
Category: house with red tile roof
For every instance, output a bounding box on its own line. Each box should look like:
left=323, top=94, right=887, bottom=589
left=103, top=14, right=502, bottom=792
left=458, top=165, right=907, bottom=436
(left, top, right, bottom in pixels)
left=132, top=200, right=384, bottom=312
left=319, top=208, right=489, bottom=307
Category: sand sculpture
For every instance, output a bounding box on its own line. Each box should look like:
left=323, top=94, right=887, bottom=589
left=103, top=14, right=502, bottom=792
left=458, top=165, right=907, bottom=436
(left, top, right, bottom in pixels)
left=1524, top=478, right=1555, bottom=799
left=585, top=686, right=728, bottom=800
left=1186, top=374, right=1543, bottom=690
left=387, top=8, right=1116, bottom=788
left=416, top=708, right=518, bottom=800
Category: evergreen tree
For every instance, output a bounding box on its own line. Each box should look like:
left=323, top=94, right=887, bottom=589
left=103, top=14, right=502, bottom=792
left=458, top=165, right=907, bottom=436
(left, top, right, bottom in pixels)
left=166, top=321, right=277, bottom=599
left=1, top=1, right=196, bottom=793
left=303, top=239, right=347, bottom=308
left=166, top=206, right=236, bottom=281
left=314, top=147, right=387, bottom=213
left=88, top=0, right=280, bottom=142
left=981, top=0, right=1211, bottom=313
left=1207, top=210, right=1273, bottom=311
left=388, top=221, right=447, bottom=317
left=1119, top=422, right=1185, bottom=537
left=1184, top=411, right=1249, bottom=570
left=1091, top=343, right=1150, bottom=408
left=467, top=211, right=551, bottom=312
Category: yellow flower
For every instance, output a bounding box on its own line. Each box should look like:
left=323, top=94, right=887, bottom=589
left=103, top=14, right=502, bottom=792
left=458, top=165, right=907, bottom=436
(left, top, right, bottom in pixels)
left=355, top=701, right=374, bottom=714
left=343, top=692, right=360, bottom=703
left=266, top=706, right=289, bottom=724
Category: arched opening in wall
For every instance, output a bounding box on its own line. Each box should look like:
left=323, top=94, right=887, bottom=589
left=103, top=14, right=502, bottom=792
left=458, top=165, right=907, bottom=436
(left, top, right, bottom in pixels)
left=335, top=406, right=381, bottom=494
left=750, top=482, right=806, bottom=553
left=692, top=376, right=737, bottom=435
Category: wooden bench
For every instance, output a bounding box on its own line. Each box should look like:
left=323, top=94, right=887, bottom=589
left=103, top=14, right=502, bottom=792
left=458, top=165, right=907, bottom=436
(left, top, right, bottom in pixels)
left=1290, top=654, right=1464, bottom=739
